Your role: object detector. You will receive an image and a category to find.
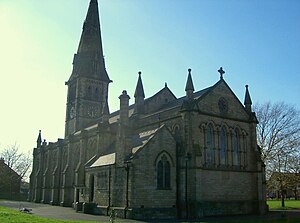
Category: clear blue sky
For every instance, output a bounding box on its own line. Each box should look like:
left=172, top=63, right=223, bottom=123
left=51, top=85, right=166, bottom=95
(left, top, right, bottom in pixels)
left=0, top=0, right=299, bottom=154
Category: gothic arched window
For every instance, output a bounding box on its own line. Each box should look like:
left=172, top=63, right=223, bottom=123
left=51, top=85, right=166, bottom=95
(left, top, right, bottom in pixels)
left=206, top=124, right=214, bottom=165
left=232, top=129, right=239, bottom=166
left=219, top=127, right=227, bottom=165
left=157, top=155, right=171, bottom=189
left=174, top=125, right=180, bottom=143
left=94, top=87, right=99, bottom=99
left=87, top=86, right=92, bottom=99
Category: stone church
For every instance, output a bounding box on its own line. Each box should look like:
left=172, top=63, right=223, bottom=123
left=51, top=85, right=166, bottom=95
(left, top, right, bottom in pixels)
left=29, top=0, right=267, bottom=219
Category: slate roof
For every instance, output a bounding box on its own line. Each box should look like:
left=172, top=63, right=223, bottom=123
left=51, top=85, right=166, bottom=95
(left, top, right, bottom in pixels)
left=158, top=87, right=211, bottom=111
left=108, top=86, right=212, bottom=124
left=90, top=153, right=115, bottom=168
left=87, top=125, right=165, bottom=168
left=131, top=127, right=161, bottom=154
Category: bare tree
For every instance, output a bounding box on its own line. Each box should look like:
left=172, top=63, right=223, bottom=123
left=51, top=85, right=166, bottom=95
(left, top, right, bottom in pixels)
left=254, top=102, right=300, bottom=167
left=0, top=143, right=32, bottom=181
left=254, top=102, right=300, bottom=205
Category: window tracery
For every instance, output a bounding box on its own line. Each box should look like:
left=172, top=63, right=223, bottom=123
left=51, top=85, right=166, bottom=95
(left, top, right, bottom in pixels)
left=205, top=124, right=214, bottom=165
left=200, top=122, right=247, bottom=170
left=219, top=127, right=227, bottom=165
left=232, top=129, right=240, bottom=166
left=157, top=154, right=171, bottom=189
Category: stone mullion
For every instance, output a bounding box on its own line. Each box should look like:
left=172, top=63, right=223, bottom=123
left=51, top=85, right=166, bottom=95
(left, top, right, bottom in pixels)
left=227, top=131, right=233, bottom=167
left=214, top=129, right=220, bottom=167
left=238, top=134, right=242, bottom=167
left=240, top=135, right=245, bottom=168
left=243, top=135, right=248, bottom=168
left=201, top=127, right=206, bottom=166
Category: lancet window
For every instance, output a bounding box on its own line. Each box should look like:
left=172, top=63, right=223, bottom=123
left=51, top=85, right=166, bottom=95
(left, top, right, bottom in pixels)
left=157, top=154, right=171, bottom=189
left=200, top=122, right=246, bottom=169
left=219, top=127, right=227, bottom=165
left=205, top=124, right=214, bottom=165
left=232, top=129, right=240, bottom=166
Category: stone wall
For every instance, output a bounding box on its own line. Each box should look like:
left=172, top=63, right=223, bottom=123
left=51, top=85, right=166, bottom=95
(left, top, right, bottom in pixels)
left=129, top=127, right=177, bottom=218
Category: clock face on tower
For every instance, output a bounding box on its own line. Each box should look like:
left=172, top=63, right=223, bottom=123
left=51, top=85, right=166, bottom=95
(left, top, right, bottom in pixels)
left=87, top=105, right=99, bottom=118
left=69, top=106, right=75, bottom=119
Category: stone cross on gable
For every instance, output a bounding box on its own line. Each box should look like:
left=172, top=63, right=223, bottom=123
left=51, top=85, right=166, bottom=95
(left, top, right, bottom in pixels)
left=218, top=67, right=225, bottom=79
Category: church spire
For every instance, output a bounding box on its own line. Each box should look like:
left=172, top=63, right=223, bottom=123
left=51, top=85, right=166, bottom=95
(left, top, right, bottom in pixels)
left=65, top=0, right=111, bottom=136
left=244, top=85, right=252, bottom=112
left=69, top=0, right=111, bottom=82
left=134, top=71, right=145, bottom=98
left=185, top=68, right=194, bottom=99
left=134, top=71, right=145, bottom=114
left=36, top=130, right=42, bottom=148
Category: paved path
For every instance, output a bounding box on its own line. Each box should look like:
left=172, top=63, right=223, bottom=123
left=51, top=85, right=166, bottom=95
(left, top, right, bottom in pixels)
left=1, top=200, right=300, bottom=222
left=0, top=200, right=144, bottom=222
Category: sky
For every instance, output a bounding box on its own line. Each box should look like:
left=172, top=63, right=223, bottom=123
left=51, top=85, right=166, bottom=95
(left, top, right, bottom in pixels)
left=0, top=0, right=299, bottom=155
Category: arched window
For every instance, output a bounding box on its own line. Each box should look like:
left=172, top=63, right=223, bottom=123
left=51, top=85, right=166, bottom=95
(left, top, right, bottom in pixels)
left=95, top=87, right=99, bottom=99
left=43, top=152, right=48, bottom=170
left=174, top=126, right=180, bottom=143
left=206, top=125, right=214, bottom=165
left=232, top=129, right=239, bottom=166
left=219, top=127, right=227, bottom=165
left=157, top=155, right=171, bottom=189
left=87, top=86, right=92, bottom=99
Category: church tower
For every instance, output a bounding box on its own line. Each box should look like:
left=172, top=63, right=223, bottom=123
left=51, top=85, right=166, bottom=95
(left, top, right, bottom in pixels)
left=65, top=0, right=112, bottom=136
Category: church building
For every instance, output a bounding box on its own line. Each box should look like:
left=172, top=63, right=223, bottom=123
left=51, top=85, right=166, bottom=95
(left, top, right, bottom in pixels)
left=29, top=0, right=267, bottom=219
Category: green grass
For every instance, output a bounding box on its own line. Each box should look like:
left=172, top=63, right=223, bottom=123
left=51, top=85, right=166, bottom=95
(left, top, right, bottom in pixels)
left=268, top=200, right=300, bottom=210
left=212, top=220, right=299, bottom=223
left=0, top=205, right=299, bottom=223
left=0, top=206, right=101, bottom=223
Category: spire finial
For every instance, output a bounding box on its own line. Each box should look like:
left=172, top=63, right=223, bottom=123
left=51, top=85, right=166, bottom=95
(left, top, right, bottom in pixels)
left=244, top=84, right=252, bottom=112
left=165, top=82, right=167, bottom=88
left=218, top=67, right=225, bottom=79
left=36, top=130, right=42, bottom=148
left=185, top=68, right=195, bottom=100
left=134, top=71, right=145, bottom=98
left=185, top=68, right=194, bottom=91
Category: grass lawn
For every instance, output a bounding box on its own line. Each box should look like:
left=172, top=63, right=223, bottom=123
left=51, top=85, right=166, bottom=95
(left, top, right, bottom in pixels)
left=0, top=205, right=299, bottom=223
left=0, top=206, right=99, bottom=223
left=267, top=200, right=300, bottom=210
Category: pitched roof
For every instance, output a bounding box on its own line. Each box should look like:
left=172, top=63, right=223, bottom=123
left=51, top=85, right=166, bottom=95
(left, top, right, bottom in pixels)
left=86, top=126, right=168, bottom=168
left=107, top=86, right=211, bottom=124
left=131, top=127, right=161, bottom=154
left=90, top=153, right=116, bottom=168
